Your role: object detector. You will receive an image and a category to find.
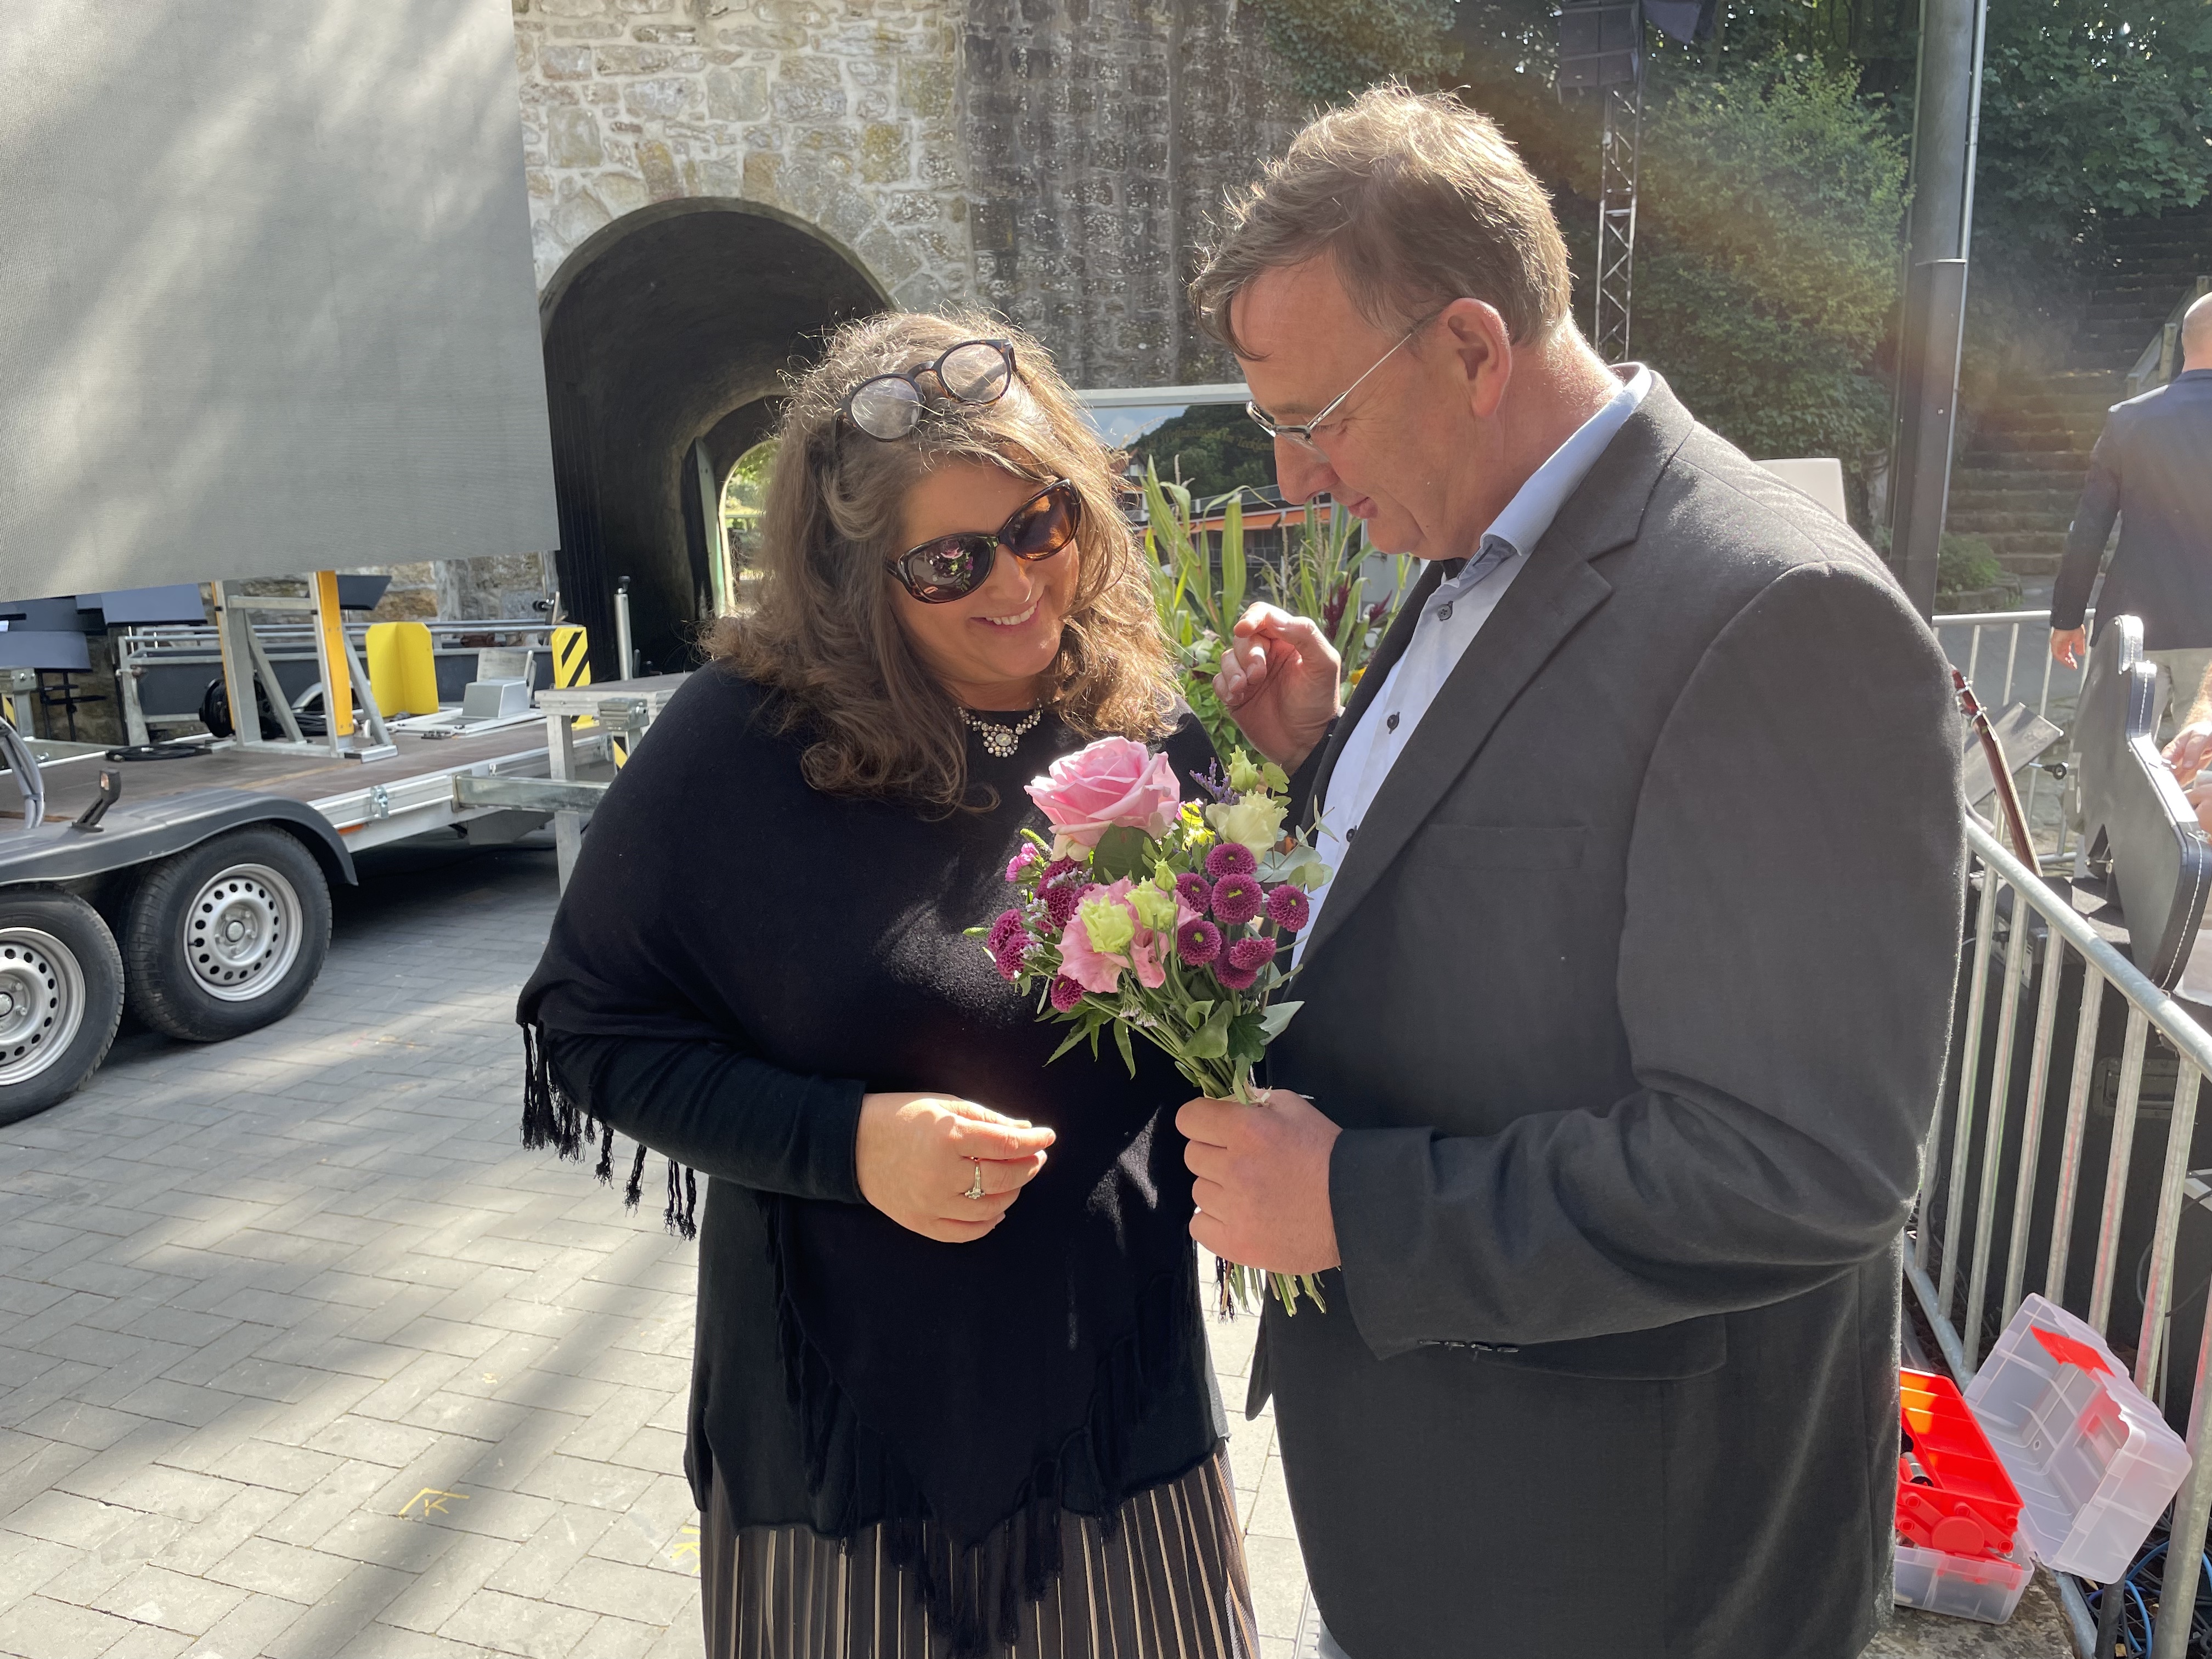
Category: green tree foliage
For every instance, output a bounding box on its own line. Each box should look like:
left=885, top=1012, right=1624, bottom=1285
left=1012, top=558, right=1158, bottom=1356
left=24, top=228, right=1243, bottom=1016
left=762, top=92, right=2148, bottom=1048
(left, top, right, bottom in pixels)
left=1252, top=0, right=1463, bottom=105
left=1630, top=57, right=1909, bottom=459
left=1976, top=0, right=2212, bottom=251
left=1126, top=404, right=1276, bottom=501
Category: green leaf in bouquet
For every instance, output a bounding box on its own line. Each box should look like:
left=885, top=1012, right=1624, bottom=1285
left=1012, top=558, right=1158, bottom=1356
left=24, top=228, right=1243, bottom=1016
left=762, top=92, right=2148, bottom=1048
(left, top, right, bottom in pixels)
left=1046, top=1020, right=1093, bottom=1064
left=1112, top=1019, right=1136, bottom=1078
left=1259, top=839, right=1329, bottom=889
left=1261, top=761, right=1289, bottom=793
left=1090, top=826, right=1151, bottom=882
left=1226, top=1010, right=1269, bottom=1066
left=1257, top=1000, right=1305, bottom=1041
left=1187, top=1001, right=1233, bottom=1061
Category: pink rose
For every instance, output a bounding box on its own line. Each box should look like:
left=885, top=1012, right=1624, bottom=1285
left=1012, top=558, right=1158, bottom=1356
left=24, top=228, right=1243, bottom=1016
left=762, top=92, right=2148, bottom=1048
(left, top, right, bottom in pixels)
left=1025, top=737, right=1183, bottom=857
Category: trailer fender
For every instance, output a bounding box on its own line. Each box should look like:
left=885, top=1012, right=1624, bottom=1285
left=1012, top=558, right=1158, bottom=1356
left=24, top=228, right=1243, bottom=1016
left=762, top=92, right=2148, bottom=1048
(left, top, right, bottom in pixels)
left=0, top=789, right=358, bottom=892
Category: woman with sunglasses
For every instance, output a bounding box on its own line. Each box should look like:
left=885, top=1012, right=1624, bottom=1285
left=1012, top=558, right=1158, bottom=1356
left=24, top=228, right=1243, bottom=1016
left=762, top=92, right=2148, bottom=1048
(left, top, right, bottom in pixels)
left=518, top=312, right=1253, bottom=1659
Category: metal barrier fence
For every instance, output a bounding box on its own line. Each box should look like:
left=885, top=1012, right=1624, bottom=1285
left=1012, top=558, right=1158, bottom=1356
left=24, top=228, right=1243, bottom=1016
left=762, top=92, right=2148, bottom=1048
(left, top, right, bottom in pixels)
left=1916, top=816, right=2212, bottom=1657
left=1931, top=608, right=2088, bottom=861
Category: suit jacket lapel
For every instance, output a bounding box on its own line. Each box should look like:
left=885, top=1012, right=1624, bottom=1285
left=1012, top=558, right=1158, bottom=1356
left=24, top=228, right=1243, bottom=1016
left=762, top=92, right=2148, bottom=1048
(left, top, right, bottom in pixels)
left=1295, top=380, right=1698, bottom=970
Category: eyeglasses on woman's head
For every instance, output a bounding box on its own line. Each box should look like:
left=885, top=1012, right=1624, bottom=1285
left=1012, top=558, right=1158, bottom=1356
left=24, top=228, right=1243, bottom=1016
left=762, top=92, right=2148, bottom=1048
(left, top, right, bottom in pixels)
left=843, top=340, right=1019, bottom=442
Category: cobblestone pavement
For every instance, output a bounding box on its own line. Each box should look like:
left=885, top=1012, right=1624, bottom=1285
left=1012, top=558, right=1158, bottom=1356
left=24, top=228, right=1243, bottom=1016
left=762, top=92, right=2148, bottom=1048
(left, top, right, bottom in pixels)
left=0, top=839, right=1310, bottom=1659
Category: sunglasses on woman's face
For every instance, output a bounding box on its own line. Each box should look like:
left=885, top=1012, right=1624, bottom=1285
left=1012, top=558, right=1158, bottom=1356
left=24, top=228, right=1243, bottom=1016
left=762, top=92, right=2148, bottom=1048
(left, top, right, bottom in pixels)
left=885, top=480, right=1083, bottom=605
left=843, top=340, right=1018, bottom=441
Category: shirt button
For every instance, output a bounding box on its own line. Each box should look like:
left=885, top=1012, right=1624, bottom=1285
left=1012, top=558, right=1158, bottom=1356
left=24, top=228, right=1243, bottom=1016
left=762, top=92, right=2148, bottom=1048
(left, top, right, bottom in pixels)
left=1437, top=602, right=1454, bottom=620
left=1345, top=824, right=1358, bottom=843
left=1385, top=712, right=1400, bottom=732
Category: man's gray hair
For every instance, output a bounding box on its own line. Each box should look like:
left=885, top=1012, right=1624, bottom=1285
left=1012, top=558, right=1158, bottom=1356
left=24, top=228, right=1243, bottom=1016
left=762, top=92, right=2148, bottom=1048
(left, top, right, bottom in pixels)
left=1192, top=84, right=1575, bottom=357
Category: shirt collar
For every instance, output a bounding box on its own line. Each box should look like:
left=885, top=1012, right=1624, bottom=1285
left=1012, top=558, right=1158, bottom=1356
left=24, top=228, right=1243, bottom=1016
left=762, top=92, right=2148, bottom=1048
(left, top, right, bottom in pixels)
left=1483, top=364, right=1651, bottom=563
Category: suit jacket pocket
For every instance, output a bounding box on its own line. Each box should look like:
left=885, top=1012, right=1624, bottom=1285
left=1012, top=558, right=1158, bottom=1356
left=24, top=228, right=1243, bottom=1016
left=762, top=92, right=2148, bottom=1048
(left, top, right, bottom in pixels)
left=1482, top=1313, right=1727, bottom=1382
left=1413, top=823, right=1588, bottom=872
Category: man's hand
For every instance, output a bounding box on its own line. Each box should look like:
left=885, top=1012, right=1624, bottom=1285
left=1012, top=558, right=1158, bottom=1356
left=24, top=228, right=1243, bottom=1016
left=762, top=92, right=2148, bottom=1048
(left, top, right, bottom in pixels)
left=2051, top=627, right=2087, bottom=669
left=2169, top=721, right=2212, bottom=787
left=1214, top=603, right=1342, bottom=773
left=1177, top=1088, right=1342, bottom=1275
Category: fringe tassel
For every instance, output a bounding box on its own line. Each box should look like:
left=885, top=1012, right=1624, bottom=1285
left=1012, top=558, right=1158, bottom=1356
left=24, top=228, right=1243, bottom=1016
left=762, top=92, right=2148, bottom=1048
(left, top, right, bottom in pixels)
left=763, top=1198, right=1200, bottom=1658
left=521, top=1022, right=702, bottom=1238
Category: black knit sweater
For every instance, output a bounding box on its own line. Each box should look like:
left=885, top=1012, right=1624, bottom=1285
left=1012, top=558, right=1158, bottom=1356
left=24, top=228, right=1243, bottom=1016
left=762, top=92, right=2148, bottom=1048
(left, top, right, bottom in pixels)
left=518, top=665, right=1224, bottom=1651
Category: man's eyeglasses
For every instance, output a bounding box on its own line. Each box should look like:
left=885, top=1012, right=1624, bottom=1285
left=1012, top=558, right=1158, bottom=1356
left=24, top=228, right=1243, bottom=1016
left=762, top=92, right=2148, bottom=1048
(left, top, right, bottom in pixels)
left=1244, top=314, right=1436, bottom=461
left=843, top=340, right=1018, bottom=441
left=885, top=479, right=1083, bottom=604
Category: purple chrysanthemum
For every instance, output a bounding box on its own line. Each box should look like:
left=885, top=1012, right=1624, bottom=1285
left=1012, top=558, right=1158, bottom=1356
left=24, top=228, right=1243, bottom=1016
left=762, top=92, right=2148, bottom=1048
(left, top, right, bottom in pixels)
left=1211, top=873, right=1262, bottom=927
left=1263, top=884, right=1310, bottom=932
left=1213, top=955, right=1261, bottom=991
left=1226, top=936, right=1273, bottom=974
left=1175, top=872, right=1212, bottom=915
left=1049, top=974, right=1087, bottom=1012
left=988, top=907, right=1026, bottom=950
left=1206, top=842, right=1257, bottom=879
left=1177, top=918, right=1223, bottom=966
left=992, top=933, right=1029, bottom=982
left=1044, top=880, right=1086, bottom=932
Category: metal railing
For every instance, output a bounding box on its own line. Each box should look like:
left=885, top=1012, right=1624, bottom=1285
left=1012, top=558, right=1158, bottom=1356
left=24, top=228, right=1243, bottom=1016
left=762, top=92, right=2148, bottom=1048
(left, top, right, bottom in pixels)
left=1915, top=816, right=2212, bottom=1657
left=1933, top=607, right=2089, bottom=859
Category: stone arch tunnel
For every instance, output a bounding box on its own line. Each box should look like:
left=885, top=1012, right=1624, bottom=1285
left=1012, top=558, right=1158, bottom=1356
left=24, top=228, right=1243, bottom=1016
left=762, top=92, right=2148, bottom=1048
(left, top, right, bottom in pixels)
left=539, top=200, right=885, bottom=681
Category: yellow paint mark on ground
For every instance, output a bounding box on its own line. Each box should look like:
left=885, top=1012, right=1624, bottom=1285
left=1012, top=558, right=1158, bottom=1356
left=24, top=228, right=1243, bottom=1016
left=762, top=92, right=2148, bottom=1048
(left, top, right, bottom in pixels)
left=670, top=1522, right=701, bottom=1575
left=399, top=1488, right=471, bottom=1519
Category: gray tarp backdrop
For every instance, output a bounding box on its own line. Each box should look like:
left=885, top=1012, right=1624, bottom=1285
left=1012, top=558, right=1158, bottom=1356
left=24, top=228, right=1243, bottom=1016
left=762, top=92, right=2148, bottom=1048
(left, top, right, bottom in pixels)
left=0, top=0, right=558, bottom=601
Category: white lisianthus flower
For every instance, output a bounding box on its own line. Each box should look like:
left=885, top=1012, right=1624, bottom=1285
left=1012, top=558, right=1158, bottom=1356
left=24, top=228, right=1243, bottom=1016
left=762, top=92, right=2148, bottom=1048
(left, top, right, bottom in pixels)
left=1205, top=795, right=1287, bottom=856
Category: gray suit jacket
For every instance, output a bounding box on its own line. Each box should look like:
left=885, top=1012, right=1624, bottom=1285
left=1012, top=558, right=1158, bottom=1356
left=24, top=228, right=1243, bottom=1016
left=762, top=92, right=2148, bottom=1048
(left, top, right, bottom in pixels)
left=1258, top=379, right=1964, bottom=1659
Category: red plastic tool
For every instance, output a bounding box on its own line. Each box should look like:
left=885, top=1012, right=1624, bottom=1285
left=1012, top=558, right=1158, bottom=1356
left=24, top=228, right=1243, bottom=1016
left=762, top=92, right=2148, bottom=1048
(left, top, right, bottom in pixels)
left=1899, top=1369, right=2025, bottom=1561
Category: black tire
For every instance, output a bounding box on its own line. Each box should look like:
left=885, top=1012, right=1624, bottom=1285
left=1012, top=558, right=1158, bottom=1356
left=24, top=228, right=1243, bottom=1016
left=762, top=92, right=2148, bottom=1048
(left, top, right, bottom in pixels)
left=0, top=890, right=125, bottom=1128
left=123, top=827, right=331, bottom=1042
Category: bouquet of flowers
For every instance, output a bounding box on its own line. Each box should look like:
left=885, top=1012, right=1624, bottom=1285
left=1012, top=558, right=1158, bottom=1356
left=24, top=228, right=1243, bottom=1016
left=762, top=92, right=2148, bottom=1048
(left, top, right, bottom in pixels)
left=979, top=735, right=1330, bottom=1314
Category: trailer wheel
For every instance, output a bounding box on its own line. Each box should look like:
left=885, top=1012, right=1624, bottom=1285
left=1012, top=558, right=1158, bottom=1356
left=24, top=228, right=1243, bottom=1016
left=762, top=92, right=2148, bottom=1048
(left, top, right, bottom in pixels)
left=123, top=828, right=331, bottom=1042
left=0, top=892, right=125, bottom=1128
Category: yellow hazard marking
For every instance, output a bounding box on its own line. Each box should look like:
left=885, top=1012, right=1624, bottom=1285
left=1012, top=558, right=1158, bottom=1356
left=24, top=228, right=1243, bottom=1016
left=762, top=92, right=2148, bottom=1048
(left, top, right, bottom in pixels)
left=670, top=1522, right=701, bottom=1575
left=552, top=625, right=596, bottom=730
left=399, top=1488, right=471, bottom=1519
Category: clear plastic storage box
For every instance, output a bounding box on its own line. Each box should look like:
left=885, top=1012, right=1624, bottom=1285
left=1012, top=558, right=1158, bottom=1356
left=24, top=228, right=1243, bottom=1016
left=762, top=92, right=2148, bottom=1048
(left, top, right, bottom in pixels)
left=1894, top=1533, right=2035, bottom=1624
left=1964, top=1294, right=2191, bottom=1582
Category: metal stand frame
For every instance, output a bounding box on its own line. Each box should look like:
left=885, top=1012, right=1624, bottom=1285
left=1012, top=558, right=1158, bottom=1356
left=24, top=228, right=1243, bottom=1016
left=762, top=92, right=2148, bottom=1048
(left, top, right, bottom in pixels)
left=210, top=578, right=396, bottom=761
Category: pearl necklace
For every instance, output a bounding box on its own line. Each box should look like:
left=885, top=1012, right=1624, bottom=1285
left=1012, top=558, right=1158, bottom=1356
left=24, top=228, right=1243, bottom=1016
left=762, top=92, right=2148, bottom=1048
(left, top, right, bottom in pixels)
left=961, top=705, right=1042, bottom=759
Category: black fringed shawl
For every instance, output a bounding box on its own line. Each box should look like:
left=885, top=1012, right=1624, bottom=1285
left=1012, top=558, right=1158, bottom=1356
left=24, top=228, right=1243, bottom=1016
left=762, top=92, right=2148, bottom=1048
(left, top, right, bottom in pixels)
left=516, top=667, right=1223, bottom=1657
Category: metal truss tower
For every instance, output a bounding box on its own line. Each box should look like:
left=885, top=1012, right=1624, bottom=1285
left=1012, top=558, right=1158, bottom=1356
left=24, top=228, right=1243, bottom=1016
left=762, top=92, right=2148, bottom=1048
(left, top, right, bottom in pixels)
left=1558, top=0, right=1647, bottom=364
left=1593, top=57, right=1644, bottom=361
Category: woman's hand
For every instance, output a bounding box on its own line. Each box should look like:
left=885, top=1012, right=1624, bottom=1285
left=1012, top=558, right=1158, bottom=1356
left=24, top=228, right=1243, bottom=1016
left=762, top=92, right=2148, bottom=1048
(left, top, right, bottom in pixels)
left=856, top=1092, right=1054, bottom=1243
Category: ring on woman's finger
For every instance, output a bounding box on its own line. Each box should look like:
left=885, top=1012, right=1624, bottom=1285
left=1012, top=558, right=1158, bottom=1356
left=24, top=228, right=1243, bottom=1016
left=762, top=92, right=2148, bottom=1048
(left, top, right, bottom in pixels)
left=963, top=1161, right=986, bottom=1202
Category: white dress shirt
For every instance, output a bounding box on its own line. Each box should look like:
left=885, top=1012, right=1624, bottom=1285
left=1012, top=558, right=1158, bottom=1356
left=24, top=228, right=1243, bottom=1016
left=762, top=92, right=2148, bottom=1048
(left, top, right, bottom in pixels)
left=1296, top=367, right=1653, bottom=961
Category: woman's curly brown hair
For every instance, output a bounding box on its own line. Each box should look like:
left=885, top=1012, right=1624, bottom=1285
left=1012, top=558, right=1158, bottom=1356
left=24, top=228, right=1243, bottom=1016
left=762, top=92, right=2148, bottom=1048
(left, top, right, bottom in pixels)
left=712, top=311, right=1177, bottom=812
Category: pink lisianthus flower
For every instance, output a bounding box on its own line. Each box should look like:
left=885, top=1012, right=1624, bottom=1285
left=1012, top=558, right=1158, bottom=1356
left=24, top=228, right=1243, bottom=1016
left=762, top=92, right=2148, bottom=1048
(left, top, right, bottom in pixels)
left=1025, top=737, right=1183, bottom=856
left=1053, top=878, right=1178, bottom=994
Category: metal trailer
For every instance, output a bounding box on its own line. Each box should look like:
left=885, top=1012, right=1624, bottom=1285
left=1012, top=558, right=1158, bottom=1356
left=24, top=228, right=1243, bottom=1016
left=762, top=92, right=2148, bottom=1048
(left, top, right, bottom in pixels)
left=0, top=710, right=612, bottom=1128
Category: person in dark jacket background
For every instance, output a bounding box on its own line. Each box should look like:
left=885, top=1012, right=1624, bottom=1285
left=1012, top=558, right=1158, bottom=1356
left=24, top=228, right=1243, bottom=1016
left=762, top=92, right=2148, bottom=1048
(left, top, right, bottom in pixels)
left=2051, top=290, right=2212, bottom=736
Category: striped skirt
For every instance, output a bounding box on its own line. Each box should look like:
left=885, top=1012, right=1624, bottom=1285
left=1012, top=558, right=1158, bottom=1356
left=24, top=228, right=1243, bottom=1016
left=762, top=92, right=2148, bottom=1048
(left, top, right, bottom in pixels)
left=701, top=1448, right=1257, bottom=1659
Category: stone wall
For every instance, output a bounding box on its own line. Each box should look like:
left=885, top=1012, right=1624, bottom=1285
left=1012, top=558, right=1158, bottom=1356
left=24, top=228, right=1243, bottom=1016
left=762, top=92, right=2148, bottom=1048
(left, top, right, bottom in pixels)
left=512, top=0, right=974, bottom=312
left=416, top=0, right=1293, bottom=622
left=963, top=0, right=1295, bottom=386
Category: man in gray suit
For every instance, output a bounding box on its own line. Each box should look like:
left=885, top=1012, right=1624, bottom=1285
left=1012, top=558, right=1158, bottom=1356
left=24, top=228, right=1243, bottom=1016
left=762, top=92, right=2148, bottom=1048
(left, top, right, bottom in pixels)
left=1175, top=89, right=1965, bottom=1657
left=2051, top=290, right=2212, bottom=736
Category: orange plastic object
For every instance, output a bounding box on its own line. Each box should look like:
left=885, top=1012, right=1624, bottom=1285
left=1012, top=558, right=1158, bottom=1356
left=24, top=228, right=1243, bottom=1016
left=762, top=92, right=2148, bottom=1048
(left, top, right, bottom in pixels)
left=1899, top=1369, right=2024, bottom=1561
left=2031, top=1327, right=2112, bottom=1375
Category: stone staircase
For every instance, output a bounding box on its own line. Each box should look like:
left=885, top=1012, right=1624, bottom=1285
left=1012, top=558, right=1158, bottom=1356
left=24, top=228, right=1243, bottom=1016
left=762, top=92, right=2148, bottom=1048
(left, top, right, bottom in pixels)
left=1949, top=206, right=2212, bottom=580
